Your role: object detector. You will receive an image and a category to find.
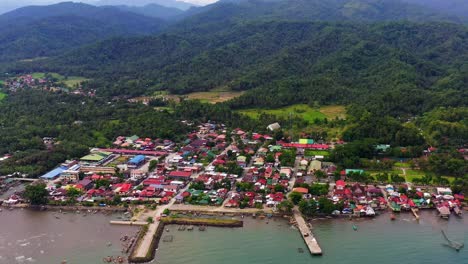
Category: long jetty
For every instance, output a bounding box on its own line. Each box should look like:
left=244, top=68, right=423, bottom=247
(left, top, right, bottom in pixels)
left=293, top=209, right=322, bottom=255
left=110, top=220, right=147, bottom=226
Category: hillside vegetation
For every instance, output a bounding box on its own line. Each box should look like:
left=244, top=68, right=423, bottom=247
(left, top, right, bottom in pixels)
left=15, top=20, right=467, bottom=118
left=0, top=2, right=164, bottom=62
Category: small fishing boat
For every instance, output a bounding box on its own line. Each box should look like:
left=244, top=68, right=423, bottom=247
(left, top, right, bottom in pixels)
left=199, top=226, right=206, bottom=231
left=187, top=226, right=194, bottom=231
left=352, top=224, right=358, bottom=231
left=297, top=248, right=304, bottom=253
left=390, top=213, right=396, bottom=220
left=453, top=206, right=462, bottom=217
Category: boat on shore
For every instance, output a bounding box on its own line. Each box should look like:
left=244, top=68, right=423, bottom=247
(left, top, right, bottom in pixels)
left=437, top=205, right=450, bottom=219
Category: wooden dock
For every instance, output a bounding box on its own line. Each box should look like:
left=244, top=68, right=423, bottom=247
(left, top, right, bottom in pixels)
left=110, top=220, right=147, bottom=226
left=293, top=209, right=322, bottom=255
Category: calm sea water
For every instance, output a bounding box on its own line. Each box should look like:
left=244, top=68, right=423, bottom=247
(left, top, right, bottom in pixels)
left=0, top=209, right=466, bottom=264
left=0, top=208, right=137, bottom=264
left=156, top=211, right=467, bottom=264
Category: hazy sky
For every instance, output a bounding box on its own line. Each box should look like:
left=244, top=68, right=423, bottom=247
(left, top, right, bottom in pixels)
left=0, top=0, right=219, bottom=5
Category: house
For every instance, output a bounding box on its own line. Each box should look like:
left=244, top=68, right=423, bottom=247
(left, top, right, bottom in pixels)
left=164, top=185, right=178, bottom=193
left=336, top=180, right=346, bottom=190
left=279, top=168, right=292, bottom=178
left=267, top=122, right=281, bottom=131
left=77, top=179, right=94, bottom=190
left=113, top=183, right=132, bottom=195
left=292, top=187, right=309, bottom=194
left=237, top=156, right=247, bottom=167
left=436, top=187, right=452, bottom=196
left=253, top=157, right=265, bottom=167
left=130, top=169, right=146, bottom=180
left=257, top=147, right=268, bottom=156
left=168, top=171, right=192, bottom=180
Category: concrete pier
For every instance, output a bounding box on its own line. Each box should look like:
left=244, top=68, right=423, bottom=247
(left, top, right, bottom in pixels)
left=110, top=220, right=147, bottom=226
left=293, top=209, right=322, bottom=255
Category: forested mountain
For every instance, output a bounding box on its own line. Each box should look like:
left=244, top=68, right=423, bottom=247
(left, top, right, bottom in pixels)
left=95, top=0, right=197, bottom=10
left=18, top=20, right=467, bottom=117
left=176, top=0, right=465, bottom=26
left=401, top=0, right=468, bottom=19
left=0, top=2, right=164, bottom=62
left=2, top=0, right=467, bottom=115
left=113, top=4, right=184, bottom=20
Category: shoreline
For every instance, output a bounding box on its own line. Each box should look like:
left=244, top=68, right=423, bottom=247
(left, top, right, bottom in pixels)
left=1, top=203, right=128, bottom=212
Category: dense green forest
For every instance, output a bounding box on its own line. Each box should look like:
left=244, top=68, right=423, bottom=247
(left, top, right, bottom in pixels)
left=12, top=21, right=467, bottom=118
left=0, top=91, right=189, bottom=176
left=0, top=0, right=466, bottom=180
left=0, top=2, right=164, bottom=62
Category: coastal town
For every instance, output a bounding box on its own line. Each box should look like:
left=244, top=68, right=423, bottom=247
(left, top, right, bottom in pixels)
left=1, top=121, right=465, bottom=263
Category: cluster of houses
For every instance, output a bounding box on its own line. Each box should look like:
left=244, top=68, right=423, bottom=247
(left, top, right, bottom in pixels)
left=329, top=180, right=381, bottom=216
left=3, top=74, right=95, bottom=96
left=386, top=185, right=464, bottom=218
left=113, top=135, right=174, bottom=151
left=4, top=74, right=47, bottom=91
left=4, top=121, right=464, bottom=221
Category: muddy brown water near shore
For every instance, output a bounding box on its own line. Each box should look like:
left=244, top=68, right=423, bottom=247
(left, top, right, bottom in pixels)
left=0, top=208, right=137, bottom=264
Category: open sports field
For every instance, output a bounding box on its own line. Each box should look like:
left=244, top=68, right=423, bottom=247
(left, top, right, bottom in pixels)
left=238, top=104, right=346, bottom=122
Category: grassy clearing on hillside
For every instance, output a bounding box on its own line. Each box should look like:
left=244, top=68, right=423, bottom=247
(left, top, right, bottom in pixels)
left=184, top=90, right=244, bottom=104
left=238, top=104, right=330, bottom=122
left=32, top=72, right=62, bottom=79
left=31, top=73, right=88, bottom=88
left=0, top=80, right=4, bottom=86
left=63, top=76, right=89, bottom=88
left=0, top=92, right=6, bottom=101
left=165, top=89, right=244, bottom=104
left=319, top=105, right=347, bottom=119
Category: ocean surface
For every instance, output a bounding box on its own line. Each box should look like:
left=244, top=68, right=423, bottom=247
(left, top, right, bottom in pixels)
left=0, top=208, right=137, bottom=264
left=155, top=210, right=467, bottom=264
left=0, top=209, right=466, bottom=264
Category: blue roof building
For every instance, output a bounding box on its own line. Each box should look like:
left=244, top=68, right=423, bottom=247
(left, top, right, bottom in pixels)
left=40, top=166, right=67, bottom=180
left=128, top=155, right=146, bottom=166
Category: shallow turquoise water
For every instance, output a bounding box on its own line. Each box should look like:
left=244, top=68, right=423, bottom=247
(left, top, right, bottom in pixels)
left=156, top=211, right=467, bottom=264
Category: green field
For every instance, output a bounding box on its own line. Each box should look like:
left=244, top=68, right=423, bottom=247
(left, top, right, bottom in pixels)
left=394, top=162, right=410, bottom=168
left=31, top=72, right=88, bottom=88
left=0, top=92, right=6, bottom=101
left=238, top=104, right=345, bottom=122
left=63, top=76, right=89, bottom=88
left=304, top=150, right=330, bottom=156
left=32, top=72, right=62, bottom=79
